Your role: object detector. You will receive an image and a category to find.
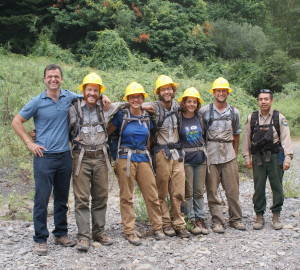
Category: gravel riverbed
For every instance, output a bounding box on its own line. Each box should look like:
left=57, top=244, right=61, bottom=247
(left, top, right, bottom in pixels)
left=0, top=142, right=299, bottom=270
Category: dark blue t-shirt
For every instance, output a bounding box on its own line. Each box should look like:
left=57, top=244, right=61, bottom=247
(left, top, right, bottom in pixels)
left=179, top=114, right=206, bottom=164
left=111, top=110, right=152, bottom=162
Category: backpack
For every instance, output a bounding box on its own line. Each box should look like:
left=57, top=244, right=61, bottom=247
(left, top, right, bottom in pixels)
left=250, top=110, right=281, bottom=155
left=107, top=107, right=151, bottom=161
left=69, top=97, right=107, bottom=146
left=149, top=100, right=181, bottom=154
left=203, top=103, right=236, bottom=141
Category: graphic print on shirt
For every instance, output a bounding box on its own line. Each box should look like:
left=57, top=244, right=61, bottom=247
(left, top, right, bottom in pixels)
left=184, top=125, right=201, bottom=143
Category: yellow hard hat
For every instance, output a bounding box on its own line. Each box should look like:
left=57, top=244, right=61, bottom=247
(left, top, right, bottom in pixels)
left=154, top=75, right=179, bottom=95
left=78, top=72, right=106, bottom=93
left=178, top=87, right=203, bottom=104
left=123, top=82, right=148, bottom=101
left=209, top=77, right=232, bottom=93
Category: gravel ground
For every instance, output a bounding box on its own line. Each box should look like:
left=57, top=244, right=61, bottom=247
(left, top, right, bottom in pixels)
left=0, top=142, right=299, bottom=270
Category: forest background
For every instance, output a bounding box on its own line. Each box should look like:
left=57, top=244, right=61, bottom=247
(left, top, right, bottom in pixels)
left=0, top=0, right=299, bottom=220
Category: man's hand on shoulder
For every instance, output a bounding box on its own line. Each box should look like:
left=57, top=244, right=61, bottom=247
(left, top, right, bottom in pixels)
left=101, top=95, right=111, bottom=111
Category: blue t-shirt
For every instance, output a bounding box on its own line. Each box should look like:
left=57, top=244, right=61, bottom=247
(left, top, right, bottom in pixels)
left=111, top=110, right=152, bottom=162
left=179, top=115, right=206, bottom=164
left=19, top=89, right=81, bottom=153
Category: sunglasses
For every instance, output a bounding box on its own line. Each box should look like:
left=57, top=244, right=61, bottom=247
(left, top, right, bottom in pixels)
left=259, top=89, right=272, bottom=94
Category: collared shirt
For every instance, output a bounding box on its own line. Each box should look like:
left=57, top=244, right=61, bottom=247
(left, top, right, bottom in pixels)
left=200, top=103, right=241, bottom=164
left=148, top=100, right=180, bottom=160
left=69, top=99, right=121, bottom=147
left=242, top=108, right=293, bottom=163
left=19, top=89, right=80, bottom=153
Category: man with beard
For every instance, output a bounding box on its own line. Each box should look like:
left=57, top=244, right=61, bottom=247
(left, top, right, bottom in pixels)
left=69, top=72, right=121, bottom=251
left=200, top=77, right=245, bottom=233
left=148, top=75, right=191, bottom=239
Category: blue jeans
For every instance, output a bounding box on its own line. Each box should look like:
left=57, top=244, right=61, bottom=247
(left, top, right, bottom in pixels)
left=33, top=151, right=72, bottom=243
left=184, top=163, right=207, bottom=220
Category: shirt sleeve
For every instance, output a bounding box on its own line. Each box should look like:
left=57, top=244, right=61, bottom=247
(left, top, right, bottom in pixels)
left=103, top=102, right=124, bottom=121
left=242, top=114, right=252, bottom=163
left=111, top=110, right=123, bottom=129
left=19, top=97, right=39, bottom=120
left=232, top=108, right=241, bottom=135
left=279, top=114, right=293, bottom=163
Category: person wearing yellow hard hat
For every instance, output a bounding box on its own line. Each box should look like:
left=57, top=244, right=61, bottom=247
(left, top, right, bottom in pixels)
left=199, top=77, right=245, bottom=233
left=144, top=75, right=191, bottom=239
left=177, top=87, right=209, bottom=236
left=107, top=82, right=165, bottom=246
left=69, top=72, right=123, bottom=251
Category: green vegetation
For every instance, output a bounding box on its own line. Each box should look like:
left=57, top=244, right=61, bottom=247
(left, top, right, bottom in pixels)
left=0, top=0, right=299, bottom=219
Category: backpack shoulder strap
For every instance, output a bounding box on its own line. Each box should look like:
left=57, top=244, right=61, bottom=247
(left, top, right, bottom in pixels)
left=96, top=100, right=107, bottom=138
left=250, top=110, right=259, bottom=138
left=272, top=110, right=280, bottom=138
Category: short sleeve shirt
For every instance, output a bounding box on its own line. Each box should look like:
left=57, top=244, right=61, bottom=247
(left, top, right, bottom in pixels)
left=179, top=115, right=206, bottom=164
left=19, top=89, right=80, bottom=153
left=200, top=103, right=241, bottom=164
left=111, top=110, right=152, bottom=162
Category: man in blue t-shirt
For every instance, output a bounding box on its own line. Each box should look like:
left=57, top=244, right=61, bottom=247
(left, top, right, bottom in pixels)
left=12, top=64, right=81, bottom=256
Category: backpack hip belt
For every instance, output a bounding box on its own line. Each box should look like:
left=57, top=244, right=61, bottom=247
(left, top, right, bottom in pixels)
left=74, top=143, right=112, bottom=176
left=207, top=139, right=233, bottom=143
left=155, top=143, right=184, bottom=161
left=118, top=146, right=154, bottom=178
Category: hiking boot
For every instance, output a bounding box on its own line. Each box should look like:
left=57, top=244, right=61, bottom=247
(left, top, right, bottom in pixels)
left=163, top=226, right=176, bottom=237
left=253, top=214, right=265, bottom=230
left=153, top=230, right=166, bottom=240
left=229, top=221, right=246, bottom=230
left=76, top=239, right=90, bottom=252
left=125, top=233, right=142, bottom=246
left=189, top=220, right=202, bottom=235
left=212, top=224, right=225, bottom=234
left=54, top=235, right=77, bottom=247
left=272, top=213, right=283, bottom=230
left=34, top=242, right=47, bottom=256
left=93, top=233, right=114, bottom=246
left=195, top=218, right=209, bottom=235
left=175, top=227, right=191, bottom=239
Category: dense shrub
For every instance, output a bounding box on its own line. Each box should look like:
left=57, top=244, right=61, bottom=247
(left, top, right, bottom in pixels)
left=211, top=19, right=268, bottom=59
left=89, top=30, right=133, bottom=70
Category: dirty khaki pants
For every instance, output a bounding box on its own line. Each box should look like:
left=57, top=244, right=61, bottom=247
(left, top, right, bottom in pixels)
left=72, top=152, right=108, bottom=240
left=206, top=158, right=242, bottom=226
left=114, top=159, right=162, bottom=235
left=155, top=150, right=186, bottom=230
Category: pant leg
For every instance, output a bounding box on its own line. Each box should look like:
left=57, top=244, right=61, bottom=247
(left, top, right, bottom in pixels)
left=219, top=159, right=242, bottom=223
left=90, top=154, right=109, bottom=237
left=169, top=159, right=186, bottom=230
left=114, top=159, right=136, bottom=235
left=267, top=154, right=284, bottom=213
left=193, top=163, right=207, bottom=219
left=155, top=150, right=172, bottom=227
left=33, top=156, right=55, bottom=243
left=252, top=155, right=268, bottom=215
left=184, top=164, right=195, bottom=219
left=72, top=154, right=92, bottom=240
left=136, top=162, right=162, bottom=231
left=206, top=164, right=224, bottom=225
left=52, top=151, right=72, bottom=238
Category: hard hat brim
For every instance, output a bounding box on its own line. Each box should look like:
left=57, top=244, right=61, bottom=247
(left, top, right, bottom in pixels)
left=209, top=88, right=232, bottom=93
left=78, top=84, right=106, bottom=93
left=178, top=96, right=203, bottom=104
left=123, top=92, right=148, bottom=101
left=154, top=83, right=179, bottom=95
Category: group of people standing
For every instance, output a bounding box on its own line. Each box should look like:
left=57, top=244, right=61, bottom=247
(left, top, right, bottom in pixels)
left=11, top=64, right=293, bottom=256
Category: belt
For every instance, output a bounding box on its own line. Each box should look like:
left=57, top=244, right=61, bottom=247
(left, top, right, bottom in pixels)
left=43, top=151, right=68, bottom=156
left=84, top=149, right=103, bottom=158
left=207, top=139, right=232, bottom=143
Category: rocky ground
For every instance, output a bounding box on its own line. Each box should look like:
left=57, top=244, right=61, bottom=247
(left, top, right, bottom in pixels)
left=0, top=142, right=299, bottom=270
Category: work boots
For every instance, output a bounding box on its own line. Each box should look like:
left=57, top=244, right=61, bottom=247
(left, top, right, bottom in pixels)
left=272, top=213, right=283, bottom=230
left=253, top=214, right=265, bottom=230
